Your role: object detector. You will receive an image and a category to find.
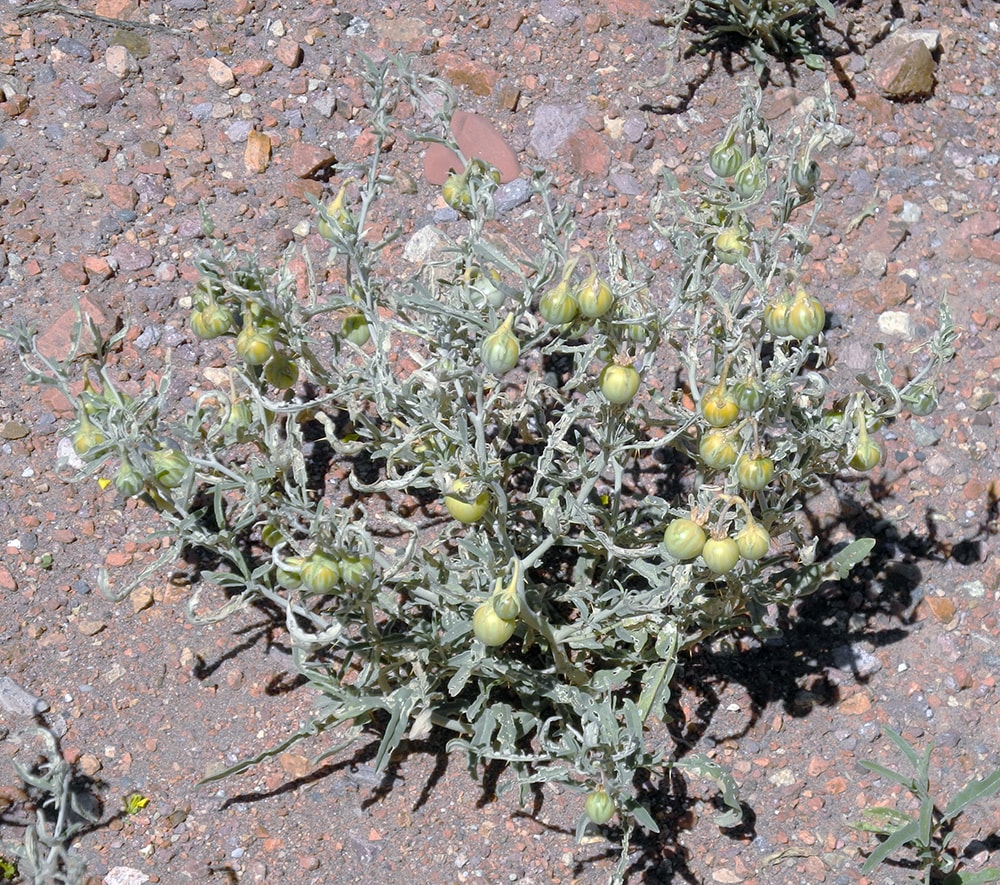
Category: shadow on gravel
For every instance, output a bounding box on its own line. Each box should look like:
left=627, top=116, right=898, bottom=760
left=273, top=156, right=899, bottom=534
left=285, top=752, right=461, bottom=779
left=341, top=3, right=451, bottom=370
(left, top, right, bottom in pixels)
left=610, top=479, right=995, bottom=883
left=191, top=476, right=995, bottom=884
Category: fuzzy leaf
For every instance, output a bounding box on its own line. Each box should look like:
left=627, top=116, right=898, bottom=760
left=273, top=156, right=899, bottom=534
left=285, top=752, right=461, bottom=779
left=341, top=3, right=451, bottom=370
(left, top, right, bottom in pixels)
left=943, top=766, right=1000, bottom=823
left=860, top=817, right=922, bottom=873
left=675, top=754, right=742, bottom=828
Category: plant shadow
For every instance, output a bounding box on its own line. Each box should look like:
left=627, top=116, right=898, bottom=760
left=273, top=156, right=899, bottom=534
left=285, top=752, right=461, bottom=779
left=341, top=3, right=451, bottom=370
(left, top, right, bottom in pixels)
left=191, top=477, right=994, bottom=883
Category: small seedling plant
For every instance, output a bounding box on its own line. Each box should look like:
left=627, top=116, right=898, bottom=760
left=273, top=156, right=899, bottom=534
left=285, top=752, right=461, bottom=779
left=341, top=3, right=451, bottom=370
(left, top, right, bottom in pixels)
left=854, top=728, right=1000, bottom=884
left=2, top=57, right=953, bottom=879
left=0, top=726, right=100, bottom=885
left=675, top=0, right=838, bottom=78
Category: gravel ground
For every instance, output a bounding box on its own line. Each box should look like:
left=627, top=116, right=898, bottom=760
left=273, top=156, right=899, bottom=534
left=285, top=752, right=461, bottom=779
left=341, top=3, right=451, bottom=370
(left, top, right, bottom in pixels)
left=1, top=1, right=1000, bottom=883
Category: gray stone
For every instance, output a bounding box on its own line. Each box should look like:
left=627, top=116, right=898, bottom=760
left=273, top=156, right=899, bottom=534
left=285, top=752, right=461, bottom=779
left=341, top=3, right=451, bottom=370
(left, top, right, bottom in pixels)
left=0, top=676, right=49, bottom=716
left=530, top=103, right=585, bottom=158
left=494, top=178, right=533, bottom=214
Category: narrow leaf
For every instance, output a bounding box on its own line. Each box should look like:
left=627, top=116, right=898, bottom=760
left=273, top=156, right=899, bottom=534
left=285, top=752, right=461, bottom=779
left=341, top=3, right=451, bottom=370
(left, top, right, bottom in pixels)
left=943, top=869, right=1000, bottom=885
left=943, top=767, right=1000, bottom=822
left=861, top=818, right=922, bottom=873
left=883, top=727, right=922, bottom=771
left=858, top=759, right=919, bottom=791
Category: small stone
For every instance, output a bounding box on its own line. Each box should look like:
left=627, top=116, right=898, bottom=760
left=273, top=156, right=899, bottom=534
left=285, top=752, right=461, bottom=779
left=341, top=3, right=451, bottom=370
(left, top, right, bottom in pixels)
left=839, top=691, right=872, bottom=715
left=289, top=143, right=337, bottom=179
left=36, top=297, right=119, bottom=361
left=275, top=37, right=303, bottom=69
left=436, top=51, right=500, bottom=96
left=970, top=387, right=996, bottom=411
left=924, top=595, right=956, bottom=623
left=105, top=44, right=139, bottom=78
left=566, top=127, right=610, bottom=178
left=104, top=868, right=150, bottom=885
left=58, top=260, right=89, bottom=286
left=110, top=242, right=154, bottom=272
left=874, top=39, right=936, bottom=101
left=0, top=677, right=47, bottom=716
left=403, top=225, right=452, bottom=264
left=78, top=753, right=103, bottom=776
left=131, top=585, right=155, bottom=613
left=971, top=238, right=1000, bottom=264
left=888, top=27, right=941, bottom=53
left=77, top=619, right=107, bottom=637
left=207, top=57, right=236, bottom=89
left=244, top=130, right=272, bottom=174
left=278, top=752, right=311, bottom=778
left=423, top=110, right=519, bottom=185
left=0, top=421, right=29, bottom=440
left=877, top=311, right=914, bottom=338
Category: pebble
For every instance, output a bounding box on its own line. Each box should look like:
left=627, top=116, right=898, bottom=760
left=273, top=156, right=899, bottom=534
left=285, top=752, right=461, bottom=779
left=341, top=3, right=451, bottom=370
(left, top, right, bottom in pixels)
left=0, top=676, right=49, bottom=716
left=105, top=45, right=140, bottom=79
left=494, top=178, right=533, bottom=213
left=207, top=57, right=236, bottom=89
left=530, top=103, right=585, bottom=158
left=104, top=868, right=150, bottom=885
left=877, top=311, right=914, bottom=338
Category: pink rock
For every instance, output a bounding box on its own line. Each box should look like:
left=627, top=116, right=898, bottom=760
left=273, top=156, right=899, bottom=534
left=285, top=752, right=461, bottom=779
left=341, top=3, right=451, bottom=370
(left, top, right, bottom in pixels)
left=566, top=127, right=610, bottom=178
left=289, top=143, right=337, bottom=179
left=423, top=110, right=520, bottom=185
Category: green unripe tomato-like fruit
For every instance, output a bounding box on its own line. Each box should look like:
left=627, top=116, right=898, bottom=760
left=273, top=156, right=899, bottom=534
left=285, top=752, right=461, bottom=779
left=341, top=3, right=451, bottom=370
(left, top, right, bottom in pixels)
left=191, top=302, right=233, bottom=340
left=713, top=227, right=750, bottom=265
left=225, top=399, right=254, bottom=438
left=275, top=556, right=304, bottom=590
left=481, top=315, right=520, bottom=374
left=150, top=447, right=190, bottom=489
left=317, top=179, right=354, bottom=240
left=444, top=480, right=490, bottom=524
left=736, top=454, right=774, bottom=491
left=850, top=436, right=882, bottom=471
left=492, top=591, right=520, bottom=621
left=702, top=537, right=740, bottom=574
left=340, top=554, right=374, bottom=589
left=442, top=171, right=473, bottom=214
left=342, top=312, right=371, bottom=346
left=538, top=282, right=579, bottom=325
left=786, top=289, right=825, bottom=340
left=763, top=295, right=792, bottom=338
left=699, top=429, right=740, bottom=470
left=260, top=522, right=285, bottom=548
left=72, top=415, right=105, bottom=460
left=468, top=157, right=501, bottom=187
left=473, top=601, right=516, bottom=647
left=709, top=140, right=744, bottom=179
left=236, top=325, right=275, bottom=366
left=903, top=387, right=937, bottom=417
left=598, top=363, right=641, bottom=405
left=735, top=521, right=771, bottom=561
left=734, top=155, right=766, bottom=198
left=664, top=518, right=707, bottom=561
left=585, top=789, right=616, bottom=825
left=263, top=353, right=299, bottom=390
left=301, top=553, right=341, bottom=594
left=576, top=272, right=614, bottom=318
left=113, top=461, right=144, bottom=497
left=733, top=377, right=765, bottom=412
left=275, top=568, right=303, bottom=591
left=701, top=384, right=740, bottom=428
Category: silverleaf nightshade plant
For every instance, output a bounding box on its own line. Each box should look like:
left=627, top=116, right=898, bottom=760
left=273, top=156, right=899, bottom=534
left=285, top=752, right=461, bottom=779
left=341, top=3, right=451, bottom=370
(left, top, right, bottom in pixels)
left=1, top=57, right=954, bottom=882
